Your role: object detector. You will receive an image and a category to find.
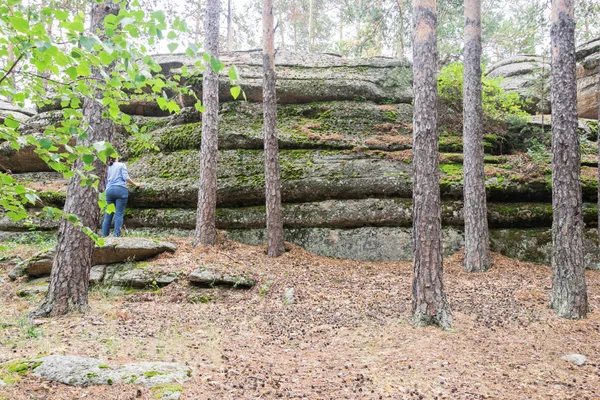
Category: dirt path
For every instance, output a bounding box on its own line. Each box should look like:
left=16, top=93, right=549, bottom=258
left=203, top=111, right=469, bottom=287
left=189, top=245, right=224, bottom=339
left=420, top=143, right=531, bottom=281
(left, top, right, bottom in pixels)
left=1, top=238, right=599, bottom=399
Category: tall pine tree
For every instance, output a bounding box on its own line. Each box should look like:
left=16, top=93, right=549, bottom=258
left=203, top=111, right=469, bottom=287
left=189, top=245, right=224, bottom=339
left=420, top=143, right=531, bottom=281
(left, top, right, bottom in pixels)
left=31, top=2, right=120, bottom=317
left=194, top=0, right=221, bottom=247
left=411, top=0, right=452, bottom=329
left=463, top=0, right=491, bottom=272
left=263, top=0, right=285, bottom=257
left=550, top=0, right=587, bottom=318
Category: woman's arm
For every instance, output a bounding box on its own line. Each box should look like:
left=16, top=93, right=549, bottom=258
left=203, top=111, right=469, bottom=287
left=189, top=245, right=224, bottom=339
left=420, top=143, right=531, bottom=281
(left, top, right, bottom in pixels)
left=126, top=178, right=140, bottom=187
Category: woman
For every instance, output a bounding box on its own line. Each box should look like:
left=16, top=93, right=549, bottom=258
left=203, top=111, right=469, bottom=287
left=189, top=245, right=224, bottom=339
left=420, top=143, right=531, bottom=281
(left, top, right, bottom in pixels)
left=101, top=157, right=140, bottom=237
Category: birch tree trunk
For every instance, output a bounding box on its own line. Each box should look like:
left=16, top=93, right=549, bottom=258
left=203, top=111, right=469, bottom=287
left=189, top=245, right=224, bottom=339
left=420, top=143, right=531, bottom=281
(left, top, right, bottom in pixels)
left=31, top=2, right=119, bottom=317
left=411, top=0, right=452, bottom=329
left=226, top=0, right=233, bottom=51
left=550, top=0, right=587, bottom=318
left=263, top=0, right=285, bottom=257
left=194, top=0, right=220, bottom=247
left=308, top=0, right=314, bottom=52
left=463, top=0, right=491, bottom=272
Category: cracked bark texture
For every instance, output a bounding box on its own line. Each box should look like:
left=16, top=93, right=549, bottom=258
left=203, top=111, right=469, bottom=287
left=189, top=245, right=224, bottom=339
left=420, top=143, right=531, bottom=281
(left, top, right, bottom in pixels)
left=550, top=0, right=587, bottom=318
left=263, top=0, right=284, bottom=257
left=463, top=0, right=491, bottom=272
left=194, top=0, right=220, bottom=247
left=597, top=75, right=600, bottom=247
left=31, top=2, right=118, bottom=317
left=411, top=0, right=452, bottom=330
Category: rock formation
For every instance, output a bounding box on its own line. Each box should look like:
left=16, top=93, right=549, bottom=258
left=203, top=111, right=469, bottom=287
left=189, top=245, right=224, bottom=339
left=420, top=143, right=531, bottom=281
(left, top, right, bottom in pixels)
left=2, top=48, right=600, bottom=267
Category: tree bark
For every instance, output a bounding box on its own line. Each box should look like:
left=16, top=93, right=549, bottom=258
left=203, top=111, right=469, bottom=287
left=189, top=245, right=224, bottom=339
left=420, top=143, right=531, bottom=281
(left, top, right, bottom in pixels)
left=597, top=74, right=600, bottom=247
left=226, top=0, right=233, bottom=51
left=463, top=0, right=491, bottom=272
left=263, top=0, right=284, bottom=257
left=31, top=2, right=119, bottom=317
left=395, top=0, right=405, bottom=59
left=550, top=0, right=587, bottom=318
left=194, top=0, right=220, bottom=247
left=308, top=0, right=314, bottom=52
left=411, top=0, right=452, bottom=329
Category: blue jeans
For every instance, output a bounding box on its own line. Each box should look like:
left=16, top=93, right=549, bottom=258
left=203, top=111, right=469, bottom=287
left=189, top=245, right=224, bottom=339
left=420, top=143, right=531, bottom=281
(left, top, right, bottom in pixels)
left=101, top=186, right=129, bottom=237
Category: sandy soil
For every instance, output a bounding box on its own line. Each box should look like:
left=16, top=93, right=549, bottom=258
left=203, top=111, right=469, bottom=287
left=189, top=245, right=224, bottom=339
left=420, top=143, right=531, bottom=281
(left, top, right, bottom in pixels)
left=1, top=237, right=599, bottom=399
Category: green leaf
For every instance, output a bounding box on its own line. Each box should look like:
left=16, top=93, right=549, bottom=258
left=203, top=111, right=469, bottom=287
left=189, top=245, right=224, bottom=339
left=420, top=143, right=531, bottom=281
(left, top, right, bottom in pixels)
left=4, top=117, right=20, bottom=128
left=65, top=66, right=78, bottom=80
left=230, top=86, right=241, bottom=100
left=39, top=138, right=52, bottom=150
left=76, top=62, right=91, bottom=77
left=25, top=193, right=38, bottom=204
left=167, top=31, right=177, bottom=39
left=99, top=51, right=114, bottom=65
left=210, top=57, right=224, bottom=73
left=80, top=36, right=97, bottom=51
left=228, top=65, right=238, bottom=81
left=82, top=154, right=95, bottom=165
left=34, top=40, right=52, bottom=53
left=11, top=16, right=30, bottom=33
left=54, top=9, right=69, bottom=21
left=167, top=42, right=178, bottom=53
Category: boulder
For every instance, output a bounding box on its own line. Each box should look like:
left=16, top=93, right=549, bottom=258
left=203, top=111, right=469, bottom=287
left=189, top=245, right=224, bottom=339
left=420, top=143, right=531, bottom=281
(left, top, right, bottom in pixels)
left=188, top=266, right=255, bottom=288
left=103, top=262, right=179, bottom=288
left=486, top=55, right=551, bottom=114
left=89, top=265, right=106, bottom=285
left=15, top=237, right=177, bottom=277
left=576, top=37, right=600, bottom=119
left=560, top=354, right=588, bottom=366
left=32, top=355, right=192, bottom=387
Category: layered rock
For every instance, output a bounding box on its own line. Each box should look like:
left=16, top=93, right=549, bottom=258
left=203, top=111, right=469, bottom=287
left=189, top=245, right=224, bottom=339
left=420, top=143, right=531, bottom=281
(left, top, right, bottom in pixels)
left=486, top=55, right=551, bottom=114
left=3, top=48, right=600, bottom=268
left=576, top=37, right=600, bottom=119
left=156, top=51, right=413, bottom=106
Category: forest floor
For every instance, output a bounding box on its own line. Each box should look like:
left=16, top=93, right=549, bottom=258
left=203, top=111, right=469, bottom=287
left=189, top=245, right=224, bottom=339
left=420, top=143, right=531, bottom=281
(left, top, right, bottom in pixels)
left=1, top=234, right=600, bottom=399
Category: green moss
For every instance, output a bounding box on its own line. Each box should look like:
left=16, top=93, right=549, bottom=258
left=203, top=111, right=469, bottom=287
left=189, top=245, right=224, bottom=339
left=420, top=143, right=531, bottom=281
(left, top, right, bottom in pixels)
left=438, top=135, right=463, bottom=153
left=86, top=372, right=99, bottom=379
left=98, top=364, right=110, bottom=369
left=0, top=373, right=20, bottom=384
left=144, top=370, right=166, bottom=378
left=439, top=163, right=463, bottom=175
left=4, top=360, right=39, bottom=375
left=151, top=383, right=183, bottom=399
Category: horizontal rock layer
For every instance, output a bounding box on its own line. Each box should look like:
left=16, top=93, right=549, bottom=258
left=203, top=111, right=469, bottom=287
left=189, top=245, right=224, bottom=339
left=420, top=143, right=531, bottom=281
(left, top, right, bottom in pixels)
left=5, top=200, right=596, bottom=232
left=225, top=226, right=600, bottom=269
left=10, top=237, right=176, bottom=278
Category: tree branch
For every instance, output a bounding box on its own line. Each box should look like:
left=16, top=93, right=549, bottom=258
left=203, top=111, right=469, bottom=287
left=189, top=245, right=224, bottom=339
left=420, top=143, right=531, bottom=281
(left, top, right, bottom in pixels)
left=0, top=52, right=25, bottom=86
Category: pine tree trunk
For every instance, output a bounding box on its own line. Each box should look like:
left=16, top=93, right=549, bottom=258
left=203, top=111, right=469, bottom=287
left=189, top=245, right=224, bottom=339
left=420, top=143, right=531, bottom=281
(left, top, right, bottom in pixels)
left=550, top=0, right=587, bottom=318
left=597, top=74, right=600, bottom=247
left=30, top=2, right=119, bottom=317
left=194, top=0, right=220, bottom=247
left=263, top=0, right=284, bottom=257
left=463, top=0, right=491, bottom=272
left=411, top=0, right=452, bottom=329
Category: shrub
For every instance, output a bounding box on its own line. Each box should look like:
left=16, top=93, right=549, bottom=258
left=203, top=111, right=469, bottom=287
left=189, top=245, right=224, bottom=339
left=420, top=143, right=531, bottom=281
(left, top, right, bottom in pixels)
left=438, top=62, right=528, bottom=120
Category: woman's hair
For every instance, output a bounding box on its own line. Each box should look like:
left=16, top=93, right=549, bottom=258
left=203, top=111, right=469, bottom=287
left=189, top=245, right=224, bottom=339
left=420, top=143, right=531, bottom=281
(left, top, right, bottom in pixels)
left=108, top=157, right=116, bottom=166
